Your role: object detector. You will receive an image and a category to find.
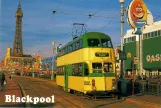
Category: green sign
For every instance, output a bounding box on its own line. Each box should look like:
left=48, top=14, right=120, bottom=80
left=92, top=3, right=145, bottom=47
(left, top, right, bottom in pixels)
left=119, top=52, right=126, bottom=60
left=95, top=52, right=109, bottom=57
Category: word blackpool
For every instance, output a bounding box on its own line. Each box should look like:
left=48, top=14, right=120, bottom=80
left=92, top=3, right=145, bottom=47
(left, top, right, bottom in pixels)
left=5, top=95, right=54, bottom=104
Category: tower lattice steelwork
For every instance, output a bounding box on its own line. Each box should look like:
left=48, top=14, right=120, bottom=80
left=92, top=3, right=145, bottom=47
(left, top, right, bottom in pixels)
left=13, top=1, right=23, bottom=56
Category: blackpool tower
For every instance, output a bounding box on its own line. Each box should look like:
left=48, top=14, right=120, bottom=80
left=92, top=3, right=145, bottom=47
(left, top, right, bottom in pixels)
left=12, top=1, right=23, bottom=56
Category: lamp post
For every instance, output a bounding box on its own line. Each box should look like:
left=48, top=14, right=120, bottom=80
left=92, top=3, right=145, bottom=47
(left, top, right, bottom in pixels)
left=32, top=55, right=35, bottom=77
left=119, top=0, right=129, bottom=95
left=21, top=58, right=24, bottom=76
left=119, top=0, right=125, bottom=79
left=51, top=41, right=56, bottom=80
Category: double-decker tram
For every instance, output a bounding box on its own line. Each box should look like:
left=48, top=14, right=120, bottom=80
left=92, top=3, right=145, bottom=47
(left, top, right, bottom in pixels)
left=56, top=32, right=117, bottom=96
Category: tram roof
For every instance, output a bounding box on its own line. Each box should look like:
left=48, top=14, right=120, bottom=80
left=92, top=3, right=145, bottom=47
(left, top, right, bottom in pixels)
left=60, top=32, right=111, bottom=49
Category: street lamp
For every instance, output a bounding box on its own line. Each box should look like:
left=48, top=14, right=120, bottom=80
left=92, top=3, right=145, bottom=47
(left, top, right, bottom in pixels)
left=32, top=54, right=35, bottom=77
left=119, top=0, right=125, bottom=79
left=21, top=58, right=24, bottom=76
left=51, top=41, right=56, bottom=80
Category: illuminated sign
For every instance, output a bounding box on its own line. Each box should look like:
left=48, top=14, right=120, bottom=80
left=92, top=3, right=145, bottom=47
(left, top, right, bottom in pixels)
left=127, top=0, right=147, bottom=35
left=127, top=52, right=132, bottom=58
left=95, top=52, right=109, bottom=57
left=146, top=54, right=161, bottom=62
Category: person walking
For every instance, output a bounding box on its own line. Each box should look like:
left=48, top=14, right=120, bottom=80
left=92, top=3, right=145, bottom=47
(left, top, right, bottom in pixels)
left=1, top=73, right=6, bottom=87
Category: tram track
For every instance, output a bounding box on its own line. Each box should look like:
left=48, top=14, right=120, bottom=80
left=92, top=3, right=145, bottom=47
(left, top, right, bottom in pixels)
left=16, top=77, right=84, bottom=108
left=17, top=80, right=53, bottom=107
left=16, top=76, right=144, bottom=108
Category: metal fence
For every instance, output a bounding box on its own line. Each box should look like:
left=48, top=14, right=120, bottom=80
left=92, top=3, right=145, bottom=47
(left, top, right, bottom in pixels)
left=136, top=80, right=161, bottom=96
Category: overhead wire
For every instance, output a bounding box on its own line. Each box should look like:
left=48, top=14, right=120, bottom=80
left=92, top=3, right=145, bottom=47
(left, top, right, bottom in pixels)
left=83, top=0, right=114, bottom=24
left=53, top=0, right=115, bottom=34
left=82, top=0, right=114, bottom=31
left=33, top=0, right=62, bottom=56
left=52, top=0, right=119, bottom=37
left=41, top=0, right=62, bottom=33
left=53, top=11, right=119, bottom=19
left=101, top=12, right=120, bottom=32
left=99, top=0, right=132, bottom=32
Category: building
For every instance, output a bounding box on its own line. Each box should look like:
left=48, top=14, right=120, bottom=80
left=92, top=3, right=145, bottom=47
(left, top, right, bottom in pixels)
left=3, top=1, right=33, bottom=73
left=41, top=56, right=57, bottom=75
left=124, top=20, right=161, bottom=77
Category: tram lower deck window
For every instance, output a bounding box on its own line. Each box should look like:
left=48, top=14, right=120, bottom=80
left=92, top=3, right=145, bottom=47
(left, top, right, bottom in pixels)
left=92, top=63, right=102, bottom=73
left=104, top=63, right=113, bottom=72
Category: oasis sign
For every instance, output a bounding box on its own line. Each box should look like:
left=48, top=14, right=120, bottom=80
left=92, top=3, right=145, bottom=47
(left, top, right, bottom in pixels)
left=127, top=0, right=147, bottom=35
left=146, top=54, right=161, bottom=63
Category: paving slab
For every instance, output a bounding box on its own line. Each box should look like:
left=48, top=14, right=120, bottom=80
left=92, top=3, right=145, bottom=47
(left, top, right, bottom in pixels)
left=0, top=75, right=25, bottom=107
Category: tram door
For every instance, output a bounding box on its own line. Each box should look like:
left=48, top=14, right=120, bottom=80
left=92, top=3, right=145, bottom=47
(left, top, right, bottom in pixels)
left=64, top=66, right=68, bottom=92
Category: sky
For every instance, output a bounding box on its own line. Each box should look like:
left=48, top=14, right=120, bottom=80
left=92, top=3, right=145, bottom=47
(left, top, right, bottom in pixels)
left=0, top=0, right=161, bottom=61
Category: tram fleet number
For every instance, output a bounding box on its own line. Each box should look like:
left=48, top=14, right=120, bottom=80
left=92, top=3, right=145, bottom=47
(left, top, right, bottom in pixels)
left=84, top=81, right=90, bottom=85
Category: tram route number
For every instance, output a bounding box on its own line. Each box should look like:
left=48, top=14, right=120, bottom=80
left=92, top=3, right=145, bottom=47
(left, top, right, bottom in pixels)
left=84, top=81, right=90, bottom=85
left=95, top=52, right=109, bottom=57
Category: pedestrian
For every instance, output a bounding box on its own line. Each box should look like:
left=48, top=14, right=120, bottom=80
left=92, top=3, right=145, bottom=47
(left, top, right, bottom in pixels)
left=146, top=79, right=149, bottom=92
left=1, top=73, right=6, bottom=87
left=10, top=74, right=13, bottom=80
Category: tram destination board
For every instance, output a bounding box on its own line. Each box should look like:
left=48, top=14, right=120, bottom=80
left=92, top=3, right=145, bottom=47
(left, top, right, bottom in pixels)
left=95, top=52, right=109, bottom=57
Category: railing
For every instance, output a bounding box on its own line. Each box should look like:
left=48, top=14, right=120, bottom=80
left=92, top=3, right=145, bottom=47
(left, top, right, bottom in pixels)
left=136, top=80, right=161, bottom=96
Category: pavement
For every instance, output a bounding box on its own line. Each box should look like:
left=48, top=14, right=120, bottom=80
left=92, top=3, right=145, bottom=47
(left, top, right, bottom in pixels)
left=1, top=75, right=161, bottom=108
left=0, top=75, right=25, bottom=107
left=125, top=95, right=161, bottom=108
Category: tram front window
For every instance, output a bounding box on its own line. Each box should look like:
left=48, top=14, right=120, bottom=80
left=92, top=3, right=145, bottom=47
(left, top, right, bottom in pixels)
left=88, top=39, right=101, bottom=47
left=104, top=63, right=113, bottom=72
left=92, top=63, right=102, bottom=73
left=101, top=39, right=112, bottom=47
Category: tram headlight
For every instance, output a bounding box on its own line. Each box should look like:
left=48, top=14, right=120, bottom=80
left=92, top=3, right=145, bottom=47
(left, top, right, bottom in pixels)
left=92, top=79, right=97, bottom=91
left=92, top=86, right=97, bottom=91
left=92, top=79, right=95, bottom=86
left=112, top=86, right=116, bottom=89
left=112, top=79, right=117, bottom=90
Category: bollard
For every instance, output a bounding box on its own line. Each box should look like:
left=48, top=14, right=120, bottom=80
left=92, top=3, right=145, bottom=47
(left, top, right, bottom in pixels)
left=160, top=85, right=161, bottom=96
left=140, top=81, right=146, bottom=94
left=145, top=80, right=149, bottom=94
left=11, top=75, right=13, bottom=80
left=157, top=83, right=160, bottom=96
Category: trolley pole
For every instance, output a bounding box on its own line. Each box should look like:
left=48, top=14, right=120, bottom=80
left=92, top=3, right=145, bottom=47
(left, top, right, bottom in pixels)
left=120, top=0, right=125, bottom=79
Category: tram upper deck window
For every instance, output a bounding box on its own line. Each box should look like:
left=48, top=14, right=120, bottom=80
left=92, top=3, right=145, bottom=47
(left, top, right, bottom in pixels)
left=104, top=63, right=113, bottom=72
left=69, top=45, right=72, bottom=52
left=79, top=39, right=83, bottom=48
left=88, top=39, right=100, bottom=47
left=76, top=41, right=80, bottom=49
left=101, top=39, right=112, bottom=47
left=72, top=43, right=76, bottom=51
left=92, top=63, right=102, bottom=73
